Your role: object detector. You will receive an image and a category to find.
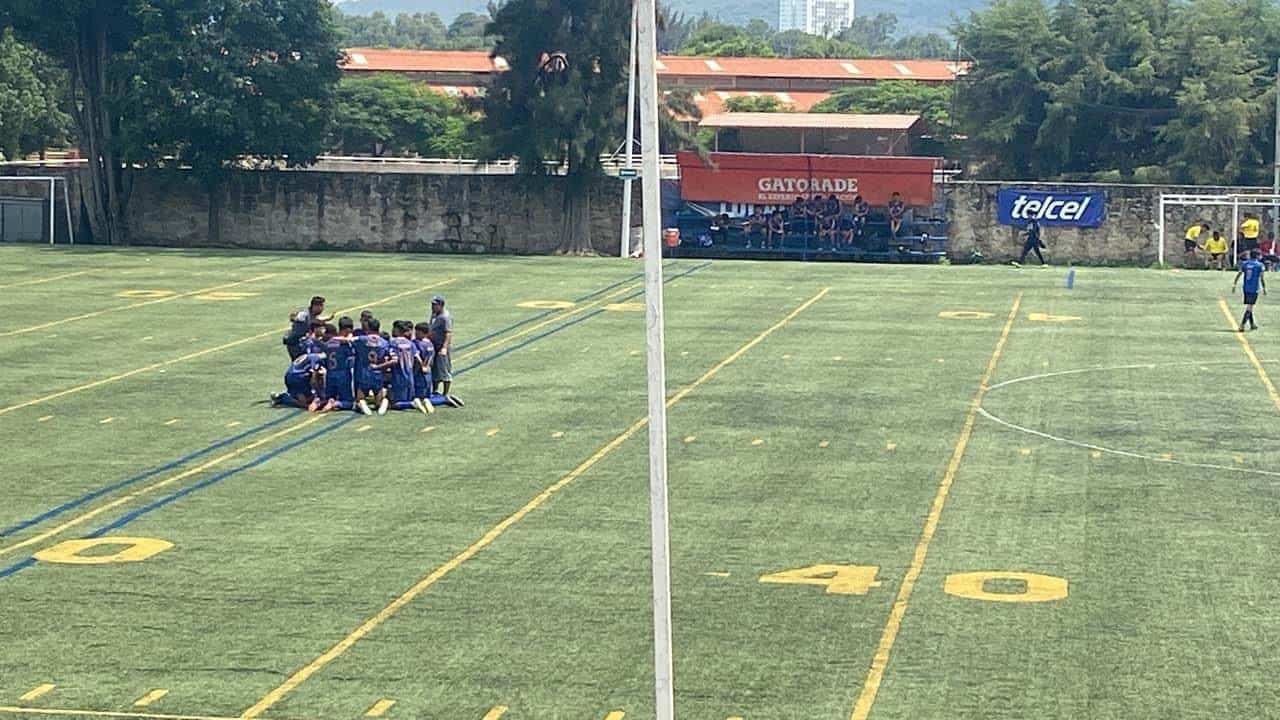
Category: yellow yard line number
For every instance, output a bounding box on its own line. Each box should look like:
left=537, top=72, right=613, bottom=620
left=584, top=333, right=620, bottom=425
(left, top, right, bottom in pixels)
left=760, top=564, right=1069, bottom=603
left=760, top=565, right=882, bottom=595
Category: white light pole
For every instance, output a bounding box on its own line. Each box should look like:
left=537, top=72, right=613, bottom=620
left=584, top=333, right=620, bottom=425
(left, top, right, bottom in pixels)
left=635, top=0, right=675, bottom=717
left=620, top=1, right=639, bottom=258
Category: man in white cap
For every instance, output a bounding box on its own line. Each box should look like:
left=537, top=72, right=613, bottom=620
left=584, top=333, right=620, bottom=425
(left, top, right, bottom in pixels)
left=429, top=295, right=462, bottom=407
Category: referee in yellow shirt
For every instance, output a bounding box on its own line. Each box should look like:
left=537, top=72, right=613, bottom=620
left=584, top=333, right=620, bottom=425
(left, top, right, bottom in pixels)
left=1240, top=213, right=1262, bottom=256
left=1184, top=221, right=1209, bottom=266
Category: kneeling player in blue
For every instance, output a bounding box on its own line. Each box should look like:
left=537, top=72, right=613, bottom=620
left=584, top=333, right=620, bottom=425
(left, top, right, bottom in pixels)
left=353, top=319, right=392, bottom=415
left=272, top=352, right=327, bottom=410
left=321, top=318, right=359, bottom=412
left=1233, top=249, right=1268, bottom=331
left=413, top=323, right=440, bottom=412
left=386, top=321, right=430, bottom=413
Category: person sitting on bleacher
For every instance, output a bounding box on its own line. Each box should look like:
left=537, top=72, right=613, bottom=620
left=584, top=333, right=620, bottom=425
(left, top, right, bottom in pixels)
left=888, top=192, right=906, bottom=238
left=819, top=213, right=839, bottom=250
left=790, top=197, right=807, bottom=233
left=767, top=211, right=785, bottom=249
left=709, top=213, right=731, bottom=246
left=824, top=194, right=842, bottom=219
left=806, top=196, right=824, bottom=232
left=743, top=209, right=766, bottom=249
left=838, top=212, right=856, bottom=249
left=853, top=195, right=870, bottom=237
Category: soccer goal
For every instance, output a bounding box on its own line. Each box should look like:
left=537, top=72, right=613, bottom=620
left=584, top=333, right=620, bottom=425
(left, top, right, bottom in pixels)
left=1157, top=192, right=1280, bottom=267
left=0, top=176, right=75, bottom=245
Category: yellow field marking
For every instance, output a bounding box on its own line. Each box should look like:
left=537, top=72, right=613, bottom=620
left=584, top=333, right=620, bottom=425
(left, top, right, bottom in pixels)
left=18, top=687, right=54, bottom=703
left=226, top=421, right=242, bottom=428
left=832, top=355, right=844, bottom=361
left=819, top=440, right=830, bottom=448
left=133, top=691, right=169, bottom=708
left=164, top=419, right=181, bottom=426
left=36, top=415, right=53, bottom=423
left=680, top=351, right=689, bottom=356
left=1019, top=448, right=1032, bottom=456
left=885, top=442, right=897, bottom=451
left=517, top=300, right=574, bottom=310
left=481, top=706, right=508, bottom=720
left=751, top=438, right=764, bottom=446
left=356, top=425, right=373, bottom=434
left=117, top=290, right=176, bottom=299
left=0, top=280, right=455, bottom=419
left=943, top=571, right=1068, bottom=603
left=629, top=350, right=641, bottom=356
left=551, top=431, right=565, bottom=439
left=1236, top=455, right=1245, bottom=464
left=938, top=310, right=994, bottom=320
left=728, top=716, right=744, bottom=720
left=683, top=435, right=696, bottom=443
left=782, top=354, right=793, bottom=360
left=458, top=282, right=641, bottom=362
left=706, top=571, right=731, bottom=577
left=0, top=707, right=256, bottom=720
left=100, top=417, right=116, bottom=425
left=0, top=275, right=277, bottom=339
left=604, top=302, right=644, bottom=312
left=1027, top=312, right=1081, bottom=323
left=1091, top=451, right=1103, bottom=460
left=1159, top=453, right=1173, bottom=461
left=0, top=270, right=91, bottom=290
left=237, top=287, right=832, bottom=720
left=486, top=428, right=501, bottom=437
left=849, top=293, right=1022, bottom=720
left=420, top=426, right=436, bottom=434
left=35, top=537, right=173, bottom=565
left=604, top=713, right=625, bottom=720
left=142, top=336, right=154, bottom=341
left=194, top=291, right=260, bottom=302
left=0, top=416, right=328, bottom=558
left=1219, top=298, right=1280, bottom=414
left=363, top=700, right=395, bottom=718
left=761, top=564, right=882, bottom=596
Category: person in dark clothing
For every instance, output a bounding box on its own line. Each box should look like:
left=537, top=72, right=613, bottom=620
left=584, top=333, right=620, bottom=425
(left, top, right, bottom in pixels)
left=1014, top=219, right=1046, bottom=266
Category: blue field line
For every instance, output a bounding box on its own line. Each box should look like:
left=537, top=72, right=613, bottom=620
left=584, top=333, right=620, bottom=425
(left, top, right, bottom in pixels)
left=457, top=261, right=713, bottom=375
left=0, top=260, right=712, bottom=583
left=0, top=417, right=355, bottom=580
left=0, top=269, right=664, bottom=542
left=454, top=266, right=665, bottom=352
left=0, top=412, right=301, bottom=539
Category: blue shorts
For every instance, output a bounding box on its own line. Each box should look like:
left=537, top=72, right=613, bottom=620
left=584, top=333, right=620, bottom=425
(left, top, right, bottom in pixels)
left=357, top=372, right=383, bottom=395
left=414, top=373, right=432, bottom=400
left=326, top=371, right=355, bottom=403
left=285, top=374, right=312, bottom=398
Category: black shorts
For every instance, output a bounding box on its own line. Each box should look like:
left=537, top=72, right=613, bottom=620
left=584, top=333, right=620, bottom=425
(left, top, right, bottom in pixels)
left=1245, top=292, right=1260, bottom=305
left=1185, top=239, right=1198, bottom=252
left=1242, top=238, right=1260, bottom=251
left=1211, top=253, right=1225, bottom=261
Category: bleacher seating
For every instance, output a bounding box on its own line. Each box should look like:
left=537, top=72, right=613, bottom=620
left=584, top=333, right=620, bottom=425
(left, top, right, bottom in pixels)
left=667, top=208, right=949, bottom=264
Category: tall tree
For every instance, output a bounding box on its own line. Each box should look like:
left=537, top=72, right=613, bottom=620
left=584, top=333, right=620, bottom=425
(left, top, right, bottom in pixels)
left=679, top=22, right=776, bottom=56
left=0, top=29, right=73, bottom=160
left=813, top=81, right=951, bottom=128
left=332, top=74, right=477, bottom=158
left=481, top=0, right=630, bottom=254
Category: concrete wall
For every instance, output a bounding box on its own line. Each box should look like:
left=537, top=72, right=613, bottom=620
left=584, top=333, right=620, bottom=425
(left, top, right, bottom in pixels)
left=128, top=170, right=640, bottom=255
left=944, top=180, right=1277, bottom=265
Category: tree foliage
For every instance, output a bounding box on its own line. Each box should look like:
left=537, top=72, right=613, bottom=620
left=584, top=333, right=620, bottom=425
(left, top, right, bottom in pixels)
left=0, top=29, right=73, bottom=160
left=332, top=74, right=477, bottom=157
left=724, top=95, right=793, bottom=112
left=679, top=22, right=775, bottom=56
left=953, top=0, right=1277, bottom=184
left=480, top=0, right=630, bottom=254
left=813, top=81, right=951, bottom=127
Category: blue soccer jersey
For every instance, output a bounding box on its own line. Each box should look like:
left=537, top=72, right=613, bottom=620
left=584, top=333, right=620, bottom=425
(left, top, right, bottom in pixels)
left=1243, top=259, right=1265, bottom=294
left=387, top=337, right=418, bottom=405
left=412, top=338, right=435, bottom=400
left=323, top=337, right=357, bottom=402
left=354, top=335, right=389, bottom=393
left=284, top=353, right=324, bottom=397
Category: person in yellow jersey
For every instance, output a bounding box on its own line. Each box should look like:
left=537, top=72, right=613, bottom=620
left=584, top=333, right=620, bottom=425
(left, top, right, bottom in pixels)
left=1205, top=229, right=1230, bottom=270
left=1184, top=220, right=1209, bottom=267
left=1240, top=213, right=1262, bottom=257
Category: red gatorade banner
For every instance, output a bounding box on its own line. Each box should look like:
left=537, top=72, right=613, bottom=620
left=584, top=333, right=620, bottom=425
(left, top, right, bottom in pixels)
left=677, top=152, right=941, bottom=206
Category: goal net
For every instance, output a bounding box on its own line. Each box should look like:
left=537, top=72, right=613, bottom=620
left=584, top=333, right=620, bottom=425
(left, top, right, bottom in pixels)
left=1157, top=192, right=1280, bottom=267
left=0, top=176, right=75, bottom=245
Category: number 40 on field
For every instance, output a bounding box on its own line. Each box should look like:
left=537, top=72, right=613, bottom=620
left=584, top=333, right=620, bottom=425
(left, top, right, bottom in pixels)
left=760, top=564, right=1068, bottom=603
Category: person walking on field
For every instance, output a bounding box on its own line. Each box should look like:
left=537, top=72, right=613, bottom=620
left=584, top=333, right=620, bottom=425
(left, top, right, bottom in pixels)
left=429, top=295, right=463, bottom=407
left=1013, top=219, right=1046, bottom=266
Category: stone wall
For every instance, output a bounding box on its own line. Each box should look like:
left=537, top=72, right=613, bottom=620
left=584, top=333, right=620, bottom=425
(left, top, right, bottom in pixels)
left=127, top=170, right=640, bottom=255
left=944, top=180, right=1276, bottom=265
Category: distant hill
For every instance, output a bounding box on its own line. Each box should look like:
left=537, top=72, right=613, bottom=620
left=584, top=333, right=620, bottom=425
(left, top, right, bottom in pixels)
left=333, top=0, right=988, bottom=35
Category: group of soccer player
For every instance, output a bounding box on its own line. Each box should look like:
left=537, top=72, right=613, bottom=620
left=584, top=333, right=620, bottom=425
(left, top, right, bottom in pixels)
left=273, top=295, right=462, bottom=416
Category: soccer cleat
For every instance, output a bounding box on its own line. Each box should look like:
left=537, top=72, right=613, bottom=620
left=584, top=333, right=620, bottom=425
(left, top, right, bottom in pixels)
left=420, top=398, right=435, bottom=415
left=1010, top=261, right=1022, bottom=267
left=270, top=393, right=282, bottom=407
left=378, top=397, right=389, bottom=415
left=357, top=399, right=373, bottom=416
left=446, top=395, right=465, bottom=408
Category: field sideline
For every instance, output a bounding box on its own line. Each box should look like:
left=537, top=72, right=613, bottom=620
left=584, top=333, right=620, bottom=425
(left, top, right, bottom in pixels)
left=2, top=245, right=1280, bottom=720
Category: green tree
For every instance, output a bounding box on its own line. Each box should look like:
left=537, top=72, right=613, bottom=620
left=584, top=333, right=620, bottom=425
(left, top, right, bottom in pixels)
left=892, top=32, right=953, bottom=59
left=813, top=81, right=951, bottom=127
left=0, top=29, right=73, bottom=160
left=333, top=74, right=476, bottom=157
left=446, top=12, right=492, bottom=49
left=481, top=0, right=630, bottom=254
left=770, top=29, right=864, bottom=58
left=724, top=95, right=793, bottom=112
left=679, top=22, right=776, bottom=56
left=657, top=87, right=706, bottom=152
left=839, top=13, right=899, bottom=53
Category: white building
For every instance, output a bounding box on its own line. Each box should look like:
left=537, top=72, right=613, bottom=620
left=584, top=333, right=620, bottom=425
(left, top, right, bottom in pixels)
left=778, top=0, right=855, bottom=37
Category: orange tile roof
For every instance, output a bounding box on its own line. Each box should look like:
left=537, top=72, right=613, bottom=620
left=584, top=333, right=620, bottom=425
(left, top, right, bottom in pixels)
left=676, top=90, right=832, bottom=115
left=698, top=112, right=923, bottom=130
left=341, top=48, right=966, bottom=82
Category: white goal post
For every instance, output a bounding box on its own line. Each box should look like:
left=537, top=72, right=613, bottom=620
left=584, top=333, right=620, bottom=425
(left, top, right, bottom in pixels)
left=0, top=176, right=75, bottom=245
left=1157, top=192, right=1280, bottom=266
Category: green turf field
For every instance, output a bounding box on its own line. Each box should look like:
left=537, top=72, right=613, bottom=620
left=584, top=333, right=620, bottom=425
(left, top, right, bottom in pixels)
left=2, top=245, right=1280, bottom=720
